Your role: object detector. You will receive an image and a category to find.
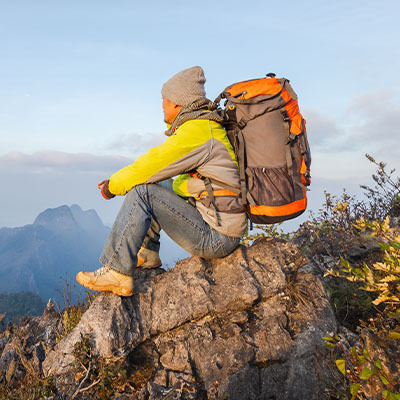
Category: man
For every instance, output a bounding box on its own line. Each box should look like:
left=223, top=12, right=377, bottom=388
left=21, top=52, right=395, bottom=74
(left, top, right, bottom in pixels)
left=76, top=66, right=247, bottom=296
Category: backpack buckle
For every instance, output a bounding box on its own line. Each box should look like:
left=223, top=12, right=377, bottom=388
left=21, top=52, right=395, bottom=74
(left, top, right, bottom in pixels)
left=286, top=132, right=297, bottom=145
left=238, top=119, right=247, bottom=129
left=281, top=110, right=290, bottom=122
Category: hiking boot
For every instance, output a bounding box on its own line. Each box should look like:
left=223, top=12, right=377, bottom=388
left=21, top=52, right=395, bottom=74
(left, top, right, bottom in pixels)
left=76, top=265, right=133, bottom=296
left=137, top=247, right=162, bottom=269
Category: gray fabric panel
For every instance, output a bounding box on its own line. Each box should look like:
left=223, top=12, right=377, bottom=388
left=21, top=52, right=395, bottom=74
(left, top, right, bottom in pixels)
left=146, top=141, right=211, bottom=184
left=233, top=96, right=286, bottom=120
left=211, top=195, right=244, bottom=214
left=186, top=177, right=207, bottom=195
left=237, top=109, right=288, bottom=167
left=289, top=137, right=309, bottom=200
left=148, top=138, right=240, bottom=193
left=195, top=201, right=246, bottom=238
left=195, top=139, right=241, bottom=189
left=299, top=128, right=312, bottom=170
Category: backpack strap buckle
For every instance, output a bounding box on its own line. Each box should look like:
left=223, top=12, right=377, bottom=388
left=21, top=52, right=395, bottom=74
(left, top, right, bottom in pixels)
left=238, top=119, right=247, bottom=129
left=286, top=132, right=297, bottom=144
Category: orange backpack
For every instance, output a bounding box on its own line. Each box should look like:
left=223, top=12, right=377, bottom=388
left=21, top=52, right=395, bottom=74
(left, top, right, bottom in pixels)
left=215, top=73, right=311, bottom=224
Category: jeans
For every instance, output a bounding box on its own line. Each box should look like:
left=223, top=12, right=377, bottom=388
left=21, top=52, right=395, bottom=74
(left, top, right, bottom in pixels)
left=100, top=181, right=241, bottom=276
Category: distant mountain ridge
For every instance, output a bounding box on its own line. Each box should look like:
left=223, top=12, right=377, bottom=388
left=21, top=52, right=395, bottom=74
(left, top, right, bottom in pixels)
left=0, top=205, right=110, bottom=305
left=0, top=291, right=46, bottom=324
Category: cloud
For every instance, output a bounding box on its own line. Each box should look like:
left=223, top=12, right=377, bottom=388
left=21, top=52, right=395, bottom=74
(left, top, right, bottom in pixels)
left=304, top=108, right=342, bottom=148
left=345, top=90, right=398, bottom=119
left=346, top=91, right=400, bottom=149
left=0, top=151, right=132, bottom=174
left=105, top=131, right=165, bottom=156
left=0, top=151, right=128, bottom=228
left=304, top=91, right=400, bottom=167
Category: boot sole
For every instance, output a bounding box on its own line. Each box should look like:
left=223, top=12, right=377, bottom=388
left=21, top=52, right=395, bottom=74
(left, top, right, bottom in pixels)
left=138, top=261, right=162, bottom=269
left=137, top=255, right=162, bottom=269
left=76, top=278, right=133, bottom=297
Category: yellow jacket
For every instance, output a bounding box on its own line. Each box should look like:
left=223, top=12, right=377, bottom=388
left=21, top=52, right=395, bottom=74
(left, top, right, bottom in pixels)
left=109, top=119, right=247, bottom=237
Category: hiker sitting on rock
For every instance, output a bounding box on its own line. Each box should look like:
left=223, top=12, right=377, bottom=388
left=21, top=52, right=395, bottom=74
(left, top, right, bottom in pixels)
left=76, top=66, right=247, bottom=296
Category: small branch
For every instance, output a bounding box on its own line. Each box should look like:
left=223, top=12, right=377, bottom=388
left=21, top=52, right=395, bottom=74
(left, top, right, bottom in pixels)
left=78, top=359, right=88, bottom=373
left=79, top=378, right=101, bottom=393
left=71, top=361, right=92, bottom=399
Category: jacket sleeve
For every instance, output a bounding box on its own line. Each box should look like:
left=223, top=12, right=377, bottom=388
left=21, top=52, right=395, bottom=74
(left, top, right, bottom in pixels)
left=108, top=122, right=210, bottom=196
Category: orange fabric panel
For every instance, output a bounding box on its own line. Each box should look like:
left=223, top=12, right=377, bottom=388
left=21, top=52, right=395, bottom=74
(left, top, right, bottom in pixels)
left=284, top=97, right=299, bottom=117
left=280, top=87, right=292, bottom=103
left=226, top=78, right=282, bottom=99
left=197, top=190, right=239, bottom=199
left=189, top=172, right=202, bottom=179
left=212, top=190, right=239, bottom=196
left=300, top=157, right=307, bottom=175
left=289, top=114, right=303, bottom=135
left=281, top=89, right=303, bottom=135
left=249, top=196, right=307, bottom=217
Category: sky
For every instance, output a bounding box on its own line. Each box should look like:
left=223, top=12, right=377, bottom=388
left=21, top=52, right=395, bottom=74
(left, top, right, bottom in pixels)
left=1, top=0, right=399, bottom=231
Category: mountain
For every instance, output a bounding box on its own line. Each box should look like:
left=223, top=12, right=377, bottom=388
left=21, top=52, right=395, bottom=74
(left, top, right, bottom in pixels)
left=0, top=205, right=110, bottom=305
left=0, top=291, right=46, bottom=324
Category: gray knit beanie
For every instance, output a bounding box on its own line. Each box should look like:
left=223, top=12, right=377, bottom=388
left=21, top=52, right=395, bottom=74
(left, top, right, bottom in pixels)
left=161, top=66, right=206, bottom=106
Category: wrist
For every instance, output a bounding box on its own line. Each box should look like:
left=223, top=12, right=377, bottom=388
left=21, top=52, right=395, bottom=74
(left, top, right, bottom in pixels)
left=101, top=180, right=116, bottom=200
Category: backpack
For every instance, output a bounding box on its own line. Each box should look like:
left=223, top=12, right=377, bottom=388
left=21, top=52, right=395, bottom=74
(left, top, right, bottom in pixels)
left=215, top=73, right=311, bottom=224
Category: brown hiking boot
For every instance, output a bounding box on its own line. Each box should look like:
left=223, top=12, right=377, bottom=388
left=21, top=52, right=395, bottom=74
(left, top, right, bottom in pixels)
left=137, top=247, right=162, bottom=269
left=76, top=265, right=133, bottom=296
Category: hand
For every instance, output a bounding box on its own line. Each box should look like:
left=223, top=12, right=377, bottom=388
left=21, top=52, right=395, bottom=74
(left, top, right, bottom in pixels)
left=98, top=180, right=106, bottom=190
left=98, top=180, right=115, bottom=200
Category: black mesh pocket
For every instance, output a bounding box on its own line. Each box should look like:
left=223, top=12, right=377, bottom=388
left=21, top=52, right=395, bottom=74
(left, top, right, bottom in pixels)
left=247, top=166, right=295, bottom=207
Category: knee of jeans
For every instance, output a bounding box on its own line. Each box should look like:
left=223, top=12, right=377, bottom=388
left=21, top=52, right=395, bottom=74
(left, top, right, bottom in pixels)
left=122, top=185, right=145, bottom=207
left=129, top=184, right=148, bottom=198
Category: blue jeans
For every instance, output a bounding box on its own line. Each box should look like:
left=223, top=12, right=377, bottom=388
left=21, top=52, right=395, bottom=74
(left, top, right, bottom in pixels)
left=100, top=181, right=241, bottom=276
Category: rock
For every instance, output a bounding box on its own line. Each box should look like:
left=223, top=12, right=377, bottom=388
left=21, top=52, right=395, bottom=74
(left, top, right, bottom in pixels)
left=0, top=341, right=17, bottom=385
left=292, top=221, right=383, bottom=265
left=0, top=299, right=63, bottom=388
left=0, top=337, right=7, bottom=354
left=346, top=239, right=381, bottom=262
left=43, top=238, right=338, bottom=399
left=291, top=221, right=328, bottom=257
left=299, top=253, right=338, bottom=277
left=360, top=329, right=400, bottom=399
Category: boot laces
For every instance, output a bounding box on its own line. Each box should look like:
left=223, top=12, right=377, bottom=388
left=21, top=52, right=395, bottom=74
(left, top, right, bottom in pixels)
left=93, top=265, right=111, bottom=277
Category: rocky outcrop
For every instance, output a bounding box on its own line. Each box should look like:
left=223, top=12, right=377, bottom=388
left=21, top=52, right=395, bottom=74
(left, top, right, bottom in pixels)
left=38, top=238, right=337, bottom=400
left=0, top=299, right=61, bottom=387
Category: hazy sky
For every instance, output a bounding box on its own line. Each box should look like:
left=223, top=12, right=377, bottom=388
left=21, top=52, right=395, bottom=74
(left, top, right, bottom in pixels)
left=1, top=0, right=399, bottom=229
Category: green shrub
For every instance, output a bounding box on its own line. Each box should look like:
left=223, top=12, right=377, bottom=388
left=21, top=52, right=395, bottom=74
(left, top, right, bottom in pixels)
left=321, top=169, right=400, bottom=399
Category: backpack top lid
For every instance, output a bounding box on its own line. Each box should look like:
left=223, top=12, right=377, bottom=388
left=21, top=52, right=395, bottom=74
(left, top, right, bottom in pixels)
left=224, top=76, right=286, bottom=100
left=222, top=76, right=303, bottom=136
